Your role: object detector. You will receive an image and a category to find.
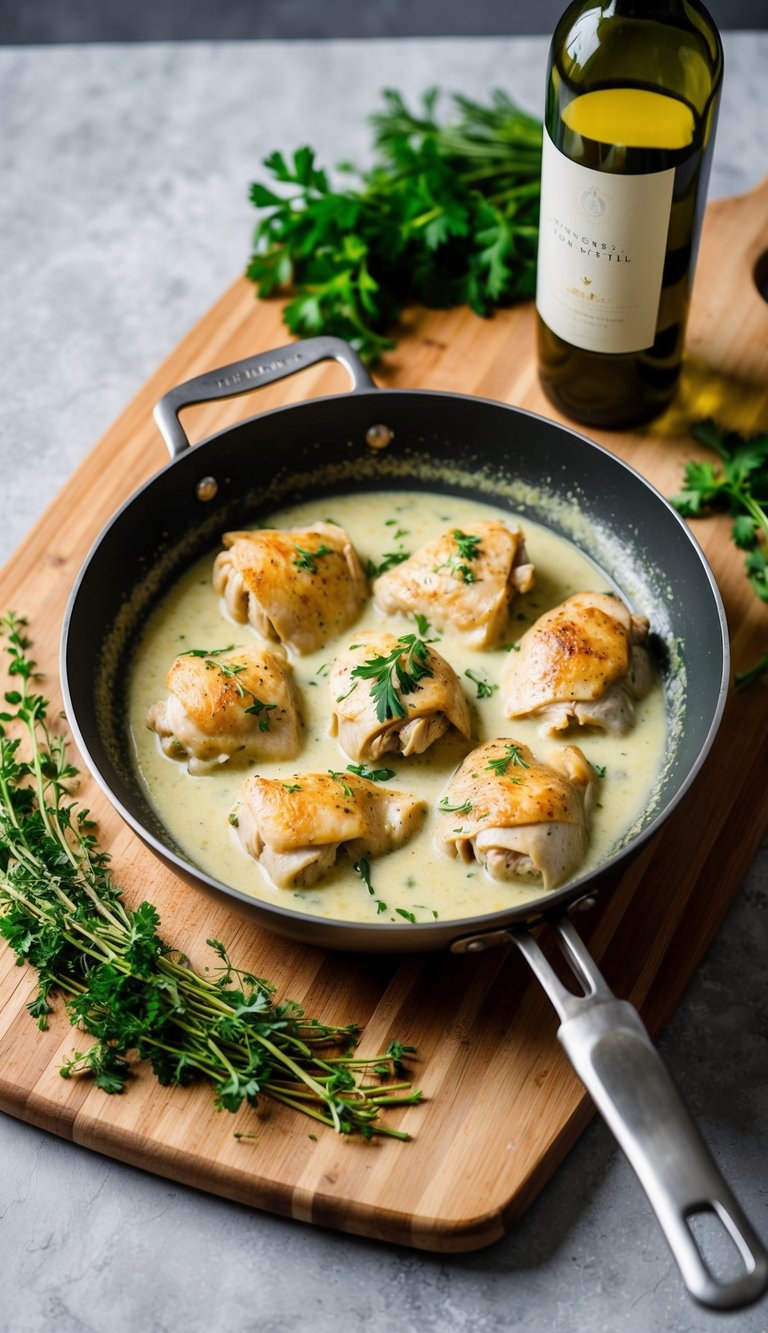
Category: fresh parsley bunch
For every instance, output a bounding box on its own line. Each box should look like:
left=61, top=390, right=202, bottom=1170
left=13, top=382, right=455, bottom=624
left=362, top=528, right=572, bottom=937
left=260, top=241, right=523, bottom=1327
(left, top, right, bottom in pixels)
left=671, top=420, right=768, bottom=689
left=246, top=88, right=543, bottom=361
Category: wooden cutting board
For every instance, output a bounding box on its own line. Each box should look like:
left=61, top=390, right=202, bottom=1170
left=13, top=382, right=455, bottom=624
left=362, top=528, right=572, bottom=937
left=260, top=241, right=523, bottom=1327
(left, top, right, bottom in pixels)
left=1, top=180, right=767, bottom=1252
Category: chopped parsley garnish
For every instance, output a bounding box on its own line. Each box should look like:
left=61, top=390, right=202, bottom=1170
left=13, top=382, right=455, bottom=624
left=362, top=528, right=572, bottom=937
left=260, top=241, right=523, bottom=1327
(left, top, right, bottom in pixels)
left=465, top=669, right=498, bottom=699
left=434, top=529, right=483, bottom=584
left=244, top=697, right=278, bottom=730
left=354, top=858, right=375, bottom=895
left=365, top=550, right=411, bottom=579
left=329, top=769, right=355, bottom=798
left=351, top=634, right=433, bottom=723
left=346, top=762, right=396, bottom=782
left=453, top=530, right=482, bottom=562
left=293, top=543, right=334, bottom=573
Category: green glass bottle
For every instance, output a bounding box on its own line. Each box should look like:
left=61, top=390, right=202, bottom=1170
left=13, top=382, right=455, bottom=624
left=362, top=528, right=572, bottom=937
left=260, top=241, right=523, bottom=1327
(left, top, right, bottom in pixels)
left=535, top=0, right=723, bottom=428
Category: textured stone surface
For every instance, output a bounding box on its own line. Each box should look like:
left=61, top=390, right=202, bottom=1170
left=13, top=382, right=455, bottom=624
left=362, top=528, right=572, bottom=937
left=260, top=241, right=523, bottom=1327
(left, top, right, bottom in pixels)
left=1, top=33, right=767, bottom=1333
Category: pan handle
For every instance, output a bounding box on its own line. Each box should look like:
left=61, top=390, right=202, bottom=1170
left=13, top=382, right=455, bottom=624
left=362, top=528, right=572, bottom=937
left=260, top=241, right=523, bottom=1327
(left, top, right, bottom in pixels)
left=514, top=913, right=768, bottom=1310
left=153, top=336, right=376, bottom=459
left=455, top=913, right=768, bottom=1309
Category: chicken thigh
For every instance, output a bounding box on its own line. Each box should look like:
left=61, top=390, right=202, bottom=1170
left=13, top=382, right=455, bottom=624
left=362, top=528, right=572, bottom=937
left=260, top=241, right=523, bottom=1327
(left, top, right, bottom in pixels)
left=147, top=644, right=300, bottom=774
left=212, top=521, right=367, bottom=654
left=233, top=771, right=426, bottom=889
left=329, top=629, right=471, bottom=761
left=501, top=591, right=653, bottom=735
left=373, top=520, right=534, bottom=649
left=434, top=738, right=596, bottom=890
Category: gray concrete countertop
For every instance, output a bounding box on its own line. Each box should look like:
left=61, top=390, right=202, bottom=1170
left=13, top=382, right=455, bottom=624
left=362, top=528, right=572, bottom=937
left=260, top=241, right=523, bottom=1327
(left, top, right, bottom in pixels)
left=2, top=32, right=767, bottom=1333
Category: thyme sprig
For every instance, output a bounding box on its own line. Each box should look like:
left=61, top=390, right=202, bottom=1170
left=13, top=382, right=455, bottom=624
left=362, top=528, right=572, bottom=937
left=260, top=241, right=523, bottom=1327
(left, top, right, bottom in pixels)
left=0, top=614, right=419, bottom=1139
left=485, top=743, right=530, bottom=776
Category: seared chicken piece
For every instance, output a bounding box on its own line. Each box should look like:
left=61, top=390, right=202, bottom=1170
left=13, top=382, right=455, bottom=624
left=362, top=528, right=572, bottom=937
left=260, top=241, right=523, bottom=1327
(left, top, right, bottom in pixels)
left=212, top=521, right=367, bottom=654
left=434, top=738, right=596, bottom=890
left=373, top=520, right=534, bottom=649
left=501, top=591, right=653, bottom=735
left=147, top=644, right=300, bottom=774
left=329, top=629, right=471, bottom=762
left=233, top=771, right=425, bottom=889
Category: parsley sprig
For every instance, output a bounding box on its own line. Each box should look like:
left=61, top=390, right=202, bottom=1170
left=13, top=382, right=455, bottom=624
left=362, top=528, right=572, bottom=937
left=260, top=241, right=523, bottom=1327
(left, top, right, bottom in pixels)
left=351, top=634, right=434, bottom=723
left=0, top=614, right=420, bottom=1138
left=434, top=529, right=483, bottom=584
left=246, top=88, right=542, bottom=362
left=671, top=421, right=768, bottom=688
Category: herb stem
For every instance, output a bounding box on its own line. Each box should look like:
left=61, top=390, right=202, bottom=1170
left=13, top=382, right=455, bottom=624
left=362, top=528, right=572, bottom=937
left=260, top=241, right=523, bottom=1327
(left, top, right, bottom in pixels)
left=0, top=613, right=421, bottom=1138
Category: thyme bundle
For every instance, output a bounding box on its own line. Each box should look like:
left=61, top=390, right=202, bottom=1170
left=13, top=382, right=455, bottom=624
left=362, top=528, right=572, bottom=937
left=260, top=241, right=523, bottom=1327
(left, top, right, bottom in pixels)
left=0, top=614, right=419, bottom=1138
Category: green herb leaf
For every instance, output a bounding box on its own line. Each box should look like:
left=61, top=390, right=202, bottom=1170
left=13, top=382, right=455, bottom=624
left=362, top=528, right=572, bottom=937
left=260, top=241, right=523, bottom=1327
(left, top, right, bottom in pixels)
left=354, top=858, right=375, bottom=894
left=0, top=613, right=420, bottom=1142
left=670, top=420, right=768, bottom=688
left=351, top=634, right=434, bottom=723
left=293, top=544, right=334, bottom=573
left=346, top=763, right=396, bottom=782
left=328, top=769, right=355, bottom=799
left=438, top=797, right=473, bottom=814
left=485, top=743, right=530, bottom=776
left=464, top=669, right=498, bottom=699
left=246, top=88, right=542, bottom=362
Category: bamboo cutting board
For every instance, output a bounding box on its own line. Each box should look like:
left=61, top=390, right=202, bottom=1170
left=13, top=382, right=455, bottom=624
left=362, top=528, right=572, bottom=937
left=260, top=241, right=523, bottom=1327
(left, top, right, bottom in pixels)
left=1, top=181, right=767, bottom=1252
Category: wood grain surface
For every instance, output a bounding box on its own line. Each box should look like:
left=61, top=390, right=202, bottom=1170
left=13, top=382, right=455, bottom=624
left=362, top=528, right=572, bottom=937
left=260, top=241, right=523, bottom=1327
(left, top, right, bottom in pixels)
left=1, top=180, right=767, bottom=1252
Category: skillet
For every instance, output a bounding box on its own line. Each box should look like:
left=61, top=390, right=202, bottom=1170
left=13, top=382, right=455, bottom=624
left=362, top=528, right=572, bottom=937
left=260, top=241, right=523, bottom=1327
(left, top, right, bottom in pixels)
left=60, top=335, right=768, bottom=1309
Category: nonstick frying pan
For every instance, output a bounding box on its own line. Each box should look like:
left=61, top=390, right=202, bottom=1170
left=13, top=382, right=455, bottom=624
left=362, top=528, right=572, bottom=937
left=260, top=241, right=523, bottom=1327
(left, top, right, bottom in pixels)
left=61, top=336, right=767, bottom=1309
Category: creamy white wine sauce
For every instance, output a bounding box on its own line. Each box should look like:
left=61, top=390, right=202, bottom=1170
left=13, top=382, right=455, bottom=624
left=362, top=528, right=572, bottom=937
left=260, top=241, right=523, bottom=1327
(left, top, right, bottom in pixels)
left=128, top=491, right=667, bottom=926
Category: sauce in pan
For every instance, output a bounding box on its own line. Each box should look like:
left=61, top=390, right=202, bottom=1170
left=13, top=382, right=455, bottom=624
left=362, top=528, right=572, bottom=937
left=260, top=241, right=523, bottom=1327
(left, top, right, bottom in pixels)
left=128, top=491, right=667, bottom=926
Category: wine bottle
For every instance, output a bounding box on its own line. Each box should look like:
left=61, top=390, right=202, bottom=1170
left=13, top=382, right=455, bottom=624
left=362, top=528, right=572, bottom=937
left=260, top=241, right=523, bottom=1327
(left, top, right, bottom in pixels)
left=535, top=0, right=723, bottom=428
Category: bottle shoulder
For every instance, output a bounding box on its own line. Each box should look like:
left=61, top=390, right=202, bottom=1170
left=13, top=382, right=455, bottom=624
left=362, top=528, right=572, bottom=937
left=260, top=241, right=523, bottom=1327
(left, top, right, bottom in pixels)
left=550, top=0, right=723, bottom=105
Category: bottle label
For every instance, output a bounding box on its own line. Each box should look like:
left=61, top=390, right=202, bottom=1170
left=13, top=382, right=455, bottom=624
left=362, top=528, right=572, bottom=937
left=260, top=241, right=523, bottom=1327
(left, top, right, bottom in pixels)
left=536, top=130, right=675, bottom=355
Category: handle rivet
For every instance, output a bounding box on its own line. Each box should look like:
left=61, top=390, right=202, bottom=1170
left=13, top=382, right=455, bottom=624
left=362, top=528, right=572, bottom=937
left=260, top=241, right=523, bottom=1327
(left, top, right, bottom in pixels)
left=366, top=423, right=394, bottom=450
left=196, top=476, right=218, bottom=502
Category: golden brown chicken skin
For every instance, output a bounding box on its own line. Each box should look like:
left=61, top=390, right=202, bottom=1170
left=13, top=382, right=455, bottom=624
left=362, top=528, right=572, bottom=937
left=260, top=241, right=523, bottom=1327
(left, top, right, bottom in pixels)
left=212, top=521, right=367, bottom=654
left=501, top=591, right=653, bottom=735
left=147, top=644, right=301, bottom=774
left=373, top=520, right=534, bottom=649
left=434, top=738, right=596, bottom=890
left=233, top=770, right=426, bottom=889
left=329, top=629, right=472, bottom=762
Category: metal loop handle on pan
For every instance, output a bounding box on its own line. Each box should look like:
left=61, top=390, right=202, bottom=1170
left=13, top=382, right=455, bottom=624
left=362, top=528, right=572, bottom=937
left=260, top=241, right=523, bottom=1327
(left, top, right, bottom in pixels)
left=153, top=335, right=376, bottom=459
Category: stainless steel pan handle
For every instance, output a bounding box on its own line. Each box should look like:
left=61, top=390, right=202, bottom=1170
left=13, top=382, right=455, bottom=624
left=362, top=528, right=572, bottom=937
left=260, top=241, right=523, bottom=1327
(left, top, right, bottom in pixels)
left=153, top=335, right=376, bottom=459
left=454, top=913, right=768, bottom=1310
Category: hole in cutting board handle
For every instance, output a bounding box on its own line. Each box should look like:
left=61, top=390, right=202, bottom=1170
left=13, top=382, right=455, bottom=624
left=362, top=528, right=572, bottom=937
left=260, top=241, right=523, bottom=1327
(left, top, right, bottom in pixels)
left=754, top=250, right=768, bottom=303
